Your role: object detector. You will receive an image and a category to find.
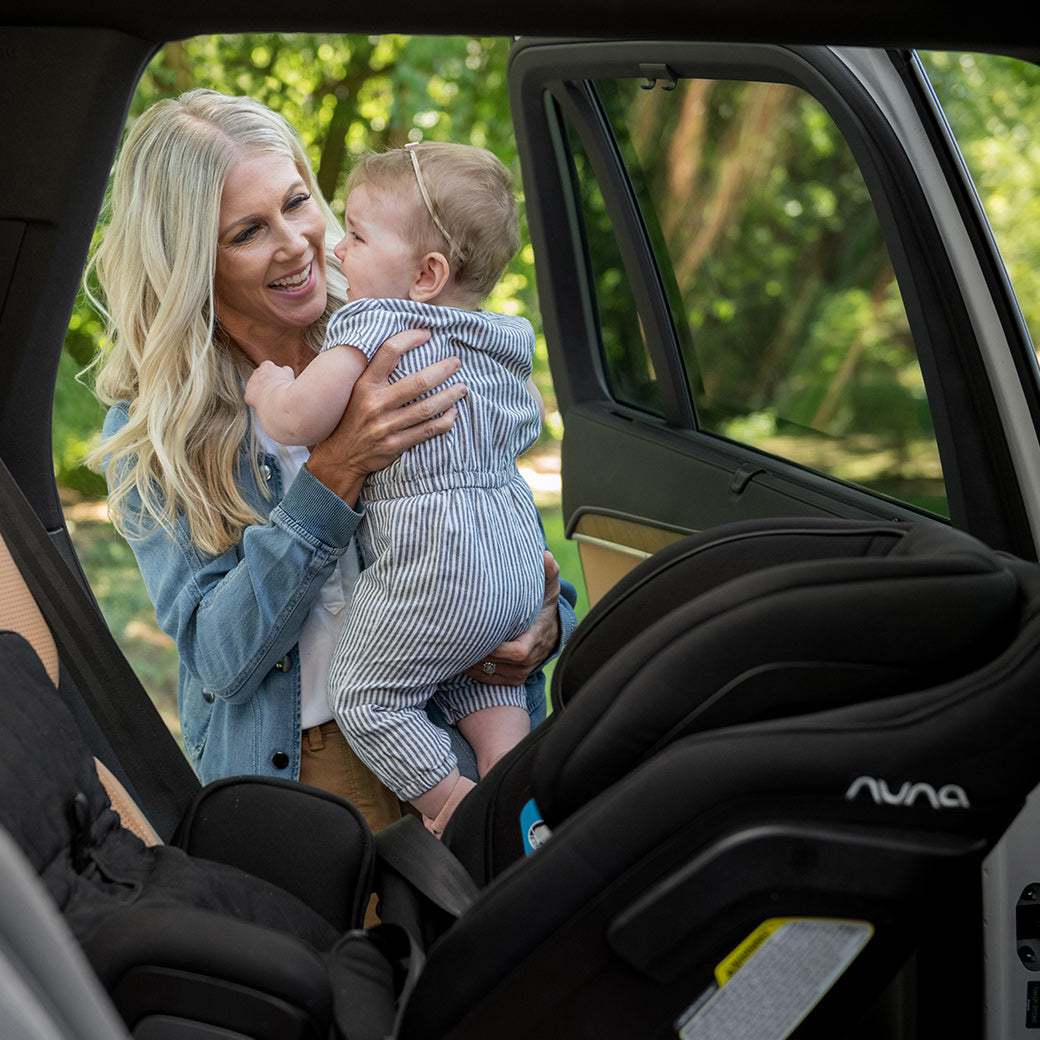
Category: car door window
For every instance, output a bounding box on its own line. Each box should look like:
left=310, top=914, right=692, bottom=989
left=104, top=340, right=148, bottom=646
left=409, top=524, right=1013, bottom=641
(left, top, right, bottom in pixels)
left=568, top=74, right=948, bottom=518
left=919, top=51, right=1040, bottom=356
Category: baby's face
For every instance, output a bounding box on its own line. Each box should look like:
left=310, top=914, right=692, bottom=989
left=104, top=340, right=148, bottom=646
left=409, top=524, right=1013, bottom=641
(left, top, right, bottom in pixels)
left=334, top=184, right=420, bottom=301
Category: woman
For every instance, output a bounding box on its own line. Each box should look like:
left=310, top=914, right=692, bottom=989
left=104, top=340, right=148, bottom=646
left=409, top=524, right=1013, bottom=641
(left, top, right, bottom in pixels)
left=88, top=88, right=576, bottom=834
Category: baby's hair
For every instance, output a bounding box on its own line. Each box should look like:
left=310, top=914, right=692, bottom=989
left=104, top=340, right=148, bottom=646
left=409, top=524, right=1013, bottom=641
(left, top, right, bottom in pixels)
left=345, top=142, right=520, bottom=302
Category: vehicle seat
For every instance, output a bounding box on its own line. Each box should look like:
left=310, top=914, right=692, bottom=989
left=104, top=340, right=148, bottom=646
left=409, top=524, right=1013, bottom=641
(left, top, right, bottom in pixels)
left=444, top=517, right=1020, bottom=883
left=0, top=529, right=376, bottom=1038
left=397, top=517, right=1040, bottom=1038
left=0, top=533, right=161, bottom=846
left=535, top=516, right=1019, bottom=822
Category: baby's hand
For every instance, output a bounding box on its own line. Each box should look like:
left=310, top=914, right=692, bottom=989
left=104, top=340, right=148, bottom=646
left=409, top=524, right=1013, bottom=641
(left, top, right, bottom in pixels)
left=244, top=360, right=295, bottom=408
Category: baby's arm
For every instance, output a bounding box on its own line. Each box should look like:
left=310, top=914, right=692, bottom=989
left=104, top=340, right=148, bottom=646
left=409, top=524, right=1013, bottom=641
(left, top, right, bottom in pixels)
left=245, top=345, right=368, bottom=446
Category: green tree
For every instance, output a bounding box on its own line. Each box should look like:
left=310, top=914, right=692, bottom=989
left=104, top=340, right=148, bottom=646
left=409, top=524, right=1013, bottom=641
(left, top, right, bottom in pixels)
left=919, top=51, right=1040, bottom=350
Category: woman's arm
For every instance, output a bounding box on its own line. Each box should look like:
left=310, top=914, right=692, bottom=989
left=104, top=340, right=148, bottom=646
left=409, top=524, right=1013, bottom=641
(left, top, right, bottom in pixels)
left=106, top=402, right=359, bottom=704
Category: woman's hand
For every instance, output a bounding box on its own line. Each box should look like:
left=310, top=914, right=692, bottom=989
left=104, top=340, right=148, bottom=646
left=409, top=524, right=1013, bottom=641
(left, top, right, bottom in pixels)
left=463, top=551, right=563, bottom=686
left=305, top=327, right=466, bottom=505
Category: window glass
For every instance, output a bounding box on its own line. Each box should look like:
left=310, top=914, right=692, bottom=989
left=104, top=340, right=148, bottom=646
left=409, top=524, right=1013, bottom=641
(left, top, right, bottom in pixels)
left=566, top=132, right=664, bottom=414
left=571, top=74, right=948, bottom=517
left=919, top=51, right=1040, bottom=355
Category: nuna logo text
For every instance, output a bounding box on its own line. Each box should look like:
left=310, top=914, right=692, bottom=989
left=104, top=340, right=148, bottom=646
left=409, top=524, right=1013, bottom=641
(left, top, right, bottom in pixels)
left=844, top=776, right=970, bottom=810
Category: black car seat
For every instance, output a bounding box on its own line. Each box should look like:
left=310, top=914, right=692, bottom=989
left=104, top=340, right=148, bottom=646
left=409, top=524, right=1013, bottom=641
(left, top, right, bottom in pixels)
left=0, top=524, right=380, bottom=1038
left=393, top=517, right=1040, bottom=1039
left=443, top=517, right=1020, bottom=884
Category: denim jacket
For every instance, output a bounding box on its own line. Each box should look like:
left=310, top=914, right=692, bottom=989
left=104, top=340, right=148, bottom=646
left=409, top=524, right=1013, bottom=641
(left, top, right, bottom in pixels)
left=102, top=401, right=577, bottom=786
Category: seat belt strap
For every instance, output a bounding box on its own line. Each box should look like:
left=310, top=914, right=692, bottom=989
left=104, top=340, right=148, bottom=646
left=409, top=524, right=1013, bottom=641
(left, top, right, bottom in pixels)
left=330, top=922, right=425, bottom=1040
left=376, top=815, right=479, bottom=918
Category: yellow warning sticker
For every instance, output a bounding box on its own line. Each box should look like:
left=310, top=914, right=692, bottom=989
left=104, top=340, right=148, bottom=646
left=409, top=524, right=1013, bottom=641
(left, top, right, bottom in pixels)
left=714, top=918, right=791, bottom=986
left=676, top=918, right=874, bottom=1040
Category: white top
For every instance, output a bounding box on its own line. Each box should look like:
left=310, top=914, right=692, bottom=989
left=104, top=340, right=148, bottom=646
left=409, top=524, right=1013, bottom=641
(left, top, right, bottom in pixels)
left=253, top=424, right=362, bottom=730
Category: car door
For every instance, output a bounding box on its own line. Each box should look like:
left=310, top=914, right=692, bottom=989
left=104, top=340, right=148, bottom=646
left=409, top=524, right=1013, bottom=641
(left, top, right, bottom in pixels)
left=509, top=40, right=1040, bottom=607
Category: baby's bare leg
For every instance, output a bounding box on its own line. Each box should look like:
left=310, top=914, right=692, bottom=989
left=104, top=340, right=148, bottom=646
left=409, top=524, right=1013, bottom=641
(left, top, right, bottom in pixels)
left=457, top=705, right=530, bottom=778
left=411, top=767, right=475, bottom=838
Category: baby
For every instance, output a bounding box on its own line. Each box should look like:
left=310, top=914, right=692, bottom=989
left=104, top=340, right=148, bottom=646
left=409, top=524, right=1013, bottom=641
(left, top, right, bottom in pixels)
left=246, top=142, right=545, bottom=835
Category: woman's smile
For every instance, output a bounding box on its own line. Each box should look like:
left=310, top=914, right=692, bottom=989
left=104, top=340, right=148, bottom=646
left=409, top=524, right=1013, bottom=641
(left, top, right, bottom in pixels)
left=269, top=260, right=315, bottom=293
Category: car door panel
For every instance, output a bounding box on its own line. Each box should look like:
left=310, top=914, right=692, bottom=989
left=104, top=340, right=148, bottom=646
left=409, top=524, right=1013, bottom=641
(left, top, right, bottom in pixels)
left=515, top=40, right=1040, bottom=1035
left=563, top=402, right=926, bottom=602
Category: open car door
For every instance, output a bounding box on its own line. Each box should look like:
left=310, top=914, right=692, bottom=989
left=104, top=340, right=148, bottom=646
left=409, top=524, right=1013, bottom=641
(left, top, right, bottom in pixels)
left=510, top=41, right=1040, bottom=604
left=512, top=40, right=1040, bottom=1039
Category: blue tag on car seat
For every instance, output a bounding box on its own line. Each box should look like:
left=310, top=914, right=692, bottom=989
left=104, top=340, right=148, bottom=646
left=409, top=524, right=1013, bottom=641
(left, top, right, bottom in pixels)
left=520, top=798, right=552, bottom=854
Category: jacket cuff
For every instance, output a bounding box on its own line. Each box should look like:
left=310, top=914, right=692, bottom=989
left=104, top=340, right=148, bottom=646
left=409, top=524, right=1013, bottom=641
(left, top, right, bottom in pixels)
left=274, top=464, right=364, bottom=550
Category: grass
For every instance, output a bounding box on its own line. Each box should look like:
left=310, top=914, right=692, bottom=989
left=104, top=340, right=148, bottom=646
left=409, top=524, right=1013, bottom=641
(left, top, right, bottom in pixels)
left=64, top=496, right=183, bottom=742
left=63, top=447, right=588, bottom=744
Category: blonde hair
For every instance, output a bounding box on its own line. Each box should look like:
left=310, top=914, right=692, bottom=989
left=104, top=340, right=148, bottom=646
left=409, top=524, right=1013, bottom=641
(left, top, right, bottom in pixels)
left=345, top=142, right=520, bottom=303
left=87, top=89, right=348, bottom=555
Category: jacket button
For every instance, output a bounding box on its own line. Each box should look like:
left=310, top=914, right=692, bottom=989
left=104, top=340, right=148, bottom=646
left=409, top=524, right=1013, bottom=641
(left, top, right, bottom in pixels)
left=202, top=689, right=215, bottom=703
left=274, top=654, right=292, bottom=672
left=271, top=751, right=290, bottom=770
left=262, top=463, right=273, bottom=482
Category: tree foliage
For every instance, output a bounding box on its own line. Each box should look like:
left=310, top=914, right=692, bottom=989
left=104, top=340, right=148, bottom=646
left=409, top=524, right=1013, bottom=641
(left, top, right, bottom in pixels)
left=56, top=42, right=1039, bottom=502
left=920, top=51, right=1040, bottom=344
left=58, top=33, right=534, bottom=493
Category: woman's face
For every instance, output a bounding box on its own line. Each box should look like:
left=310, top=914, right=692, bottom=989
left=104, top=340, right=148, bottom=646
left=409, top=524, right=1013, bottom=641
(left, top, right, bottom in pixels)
left=214, top=152, right=328, bottom=353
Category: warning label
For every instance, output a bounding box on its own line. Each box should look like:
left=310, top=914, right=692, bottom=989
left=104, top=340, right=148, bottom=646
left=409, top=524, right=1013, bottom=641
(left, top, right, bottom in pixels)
left=1027, top=981, right=1040, bottom=1028
left=674, top=918, right=873, bottom=1040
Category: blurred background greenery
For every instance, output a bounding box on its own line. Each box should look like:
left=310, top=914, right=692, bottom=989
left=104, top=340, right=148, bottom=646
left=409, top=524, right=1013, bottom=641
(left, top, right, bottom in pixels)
left=56, top=38, right=1039, bottom=740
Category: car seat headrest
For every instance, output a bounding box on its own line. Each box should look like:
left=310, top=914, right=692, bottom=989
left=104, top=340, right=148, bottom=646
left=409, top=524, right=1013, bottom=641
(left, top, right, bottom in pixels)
left=537, top=518, right=1023, bottom=823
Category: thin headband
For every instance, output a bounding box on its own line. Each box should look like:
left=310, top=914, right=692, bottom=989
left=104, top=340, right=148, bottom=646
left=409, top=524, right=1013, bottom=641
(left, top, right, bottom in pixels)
left=404, top=142, right=464, bottom=261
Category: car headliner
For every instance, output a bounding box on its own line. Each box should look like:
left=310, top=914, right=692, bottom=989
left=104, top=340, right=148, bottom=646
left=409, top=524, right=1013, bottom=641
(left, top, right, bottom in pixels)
left=4, top=2, right=1037, bottom=52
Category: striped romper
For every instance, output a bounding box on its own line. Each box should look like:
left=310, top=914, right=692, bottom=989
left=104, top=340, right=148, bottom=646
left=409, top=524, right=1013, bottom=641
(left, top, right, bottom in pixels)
left=325, top=298, right=546, bottom=801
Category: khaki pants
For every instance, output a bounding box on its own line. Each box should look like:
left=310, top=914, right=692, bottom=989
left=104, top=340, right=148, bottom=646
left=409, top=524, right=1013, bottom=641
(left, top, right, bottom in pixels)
left=298, top=720, right=403, bottom=834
